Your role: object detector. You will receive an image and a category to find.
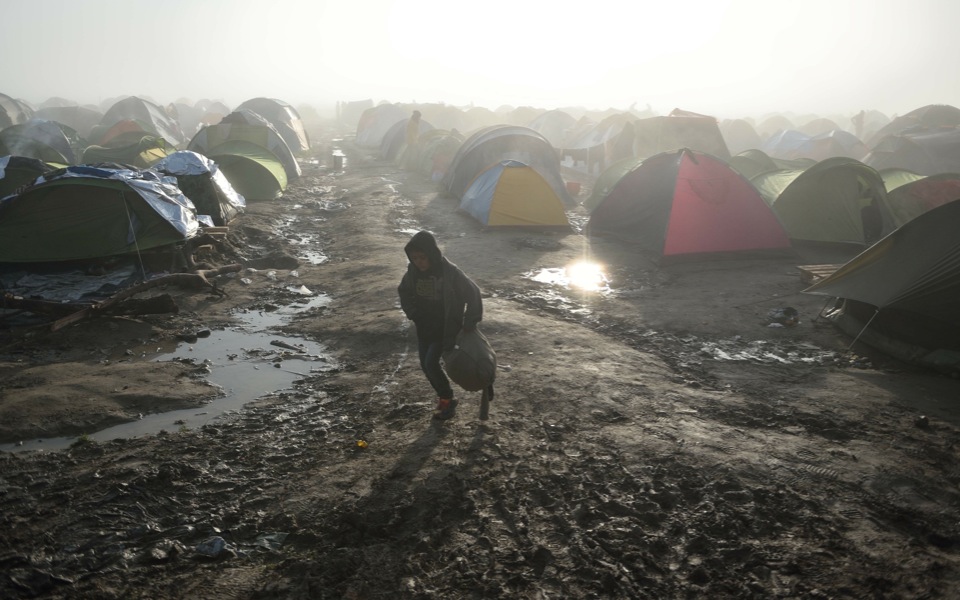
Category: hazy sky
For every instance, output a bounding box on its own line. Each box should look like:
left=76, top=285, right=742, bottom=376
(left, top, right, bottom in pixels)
left=2, top=0, right=958, bottom=120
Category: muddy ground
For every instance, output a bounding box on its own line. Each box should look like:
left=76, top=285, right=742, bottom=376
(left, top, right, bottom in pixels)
left=2, top=122, right=960, bottom=599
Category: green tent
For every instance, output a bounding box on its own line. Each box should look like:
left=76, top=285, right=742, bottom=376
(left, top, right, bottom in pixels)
left=728, top=149, right=814, bottom=181
left=81, top=132, right=173, bottom=168
left=583, top=156, right=643, bottom=212
left=188, top=114, right=300, bottom=200
left=751, top=157, right=894, bottom=245
left=408, top=128, right=463, bottom=181
left=880, top=168, right=960, bottom=227
left=205, top=139, right=288, bottom=201
left=804, top=200, right=960, bottom=370
left=0, top=165, right=198, bottom=263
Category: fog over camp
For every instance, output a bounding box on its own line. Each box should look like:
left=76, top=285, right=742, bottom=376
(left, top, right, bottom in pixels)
left=2, top=0, right=958, bottom=119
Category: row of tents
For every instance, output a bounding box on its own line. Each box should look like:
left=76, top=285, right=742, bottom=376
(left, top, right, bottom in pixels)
left=0, top=152, right=245, bottom=263
left=354, top=105, right=960, bottom=261
left=0, top=95, right=316, bottom=264
left=357, top=102, right=960, bottom=180
left=0, top=94, right=310, bottom=201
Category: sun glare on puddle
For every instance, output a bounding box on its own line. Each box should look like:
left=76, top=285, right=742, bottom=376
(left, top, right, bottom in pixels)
left=529, top=261, right=609, bottom=292
left=566, top=261, right=609, bottom=291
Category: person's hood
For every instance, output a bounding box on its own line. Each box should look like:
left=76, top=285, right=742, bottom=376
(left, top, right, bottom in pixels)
left=404, top=230, right=443, bottom=273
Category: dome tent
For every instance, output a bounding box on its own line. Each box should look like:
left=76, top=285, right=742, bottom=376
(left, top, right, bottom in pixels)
left=459, top=160, right=570, bottom=228
left=587, top=149, right=791, bottom=262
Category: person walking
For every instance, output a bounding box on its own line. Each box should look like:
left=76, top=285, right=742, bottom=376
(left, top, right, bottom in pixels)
left=403, top=110, right=423, bottom=170
left=398, top=230, right=484, bottom=420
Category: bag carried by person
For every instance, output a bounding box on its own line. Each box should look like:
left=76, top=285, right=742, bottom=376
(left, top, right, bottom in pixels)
left=442, top=328, right=496, bottom=391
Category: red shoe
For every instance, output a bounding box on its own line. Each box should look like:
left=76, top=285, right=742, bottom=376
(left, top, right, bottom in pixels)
left=433, top=398, right=458, bottom=420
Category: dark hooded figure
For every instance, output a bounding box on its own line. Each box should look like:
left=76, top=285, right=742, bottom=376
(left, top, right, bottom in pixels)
left=398, top=230, right=485, bottom=419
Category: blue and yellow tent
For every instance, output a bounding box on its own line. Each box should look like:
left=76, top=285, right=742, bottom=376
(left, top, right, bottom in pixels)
left=460, top=160, right=569, bottom=228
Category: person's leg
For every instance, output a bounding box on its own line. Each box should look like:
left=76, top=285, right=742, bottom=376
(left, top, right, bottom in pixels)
left=418, top=338, right=453, bottom=400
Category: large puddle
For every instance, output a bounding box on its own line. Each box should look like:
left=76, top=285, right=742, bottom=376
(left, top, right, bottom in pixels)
left=2, top=294, right=337, bottom=454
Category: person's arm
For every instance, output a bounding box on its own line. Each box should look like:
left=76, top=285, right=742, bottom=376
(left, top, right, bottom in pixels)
left=458, top=271, right=483, bottom=331
left=397, top=273, right=420, bottom=322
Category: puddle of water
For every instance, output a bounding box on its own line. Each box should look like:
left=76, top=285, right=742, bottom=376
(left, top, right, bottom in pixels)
left=2, top=297, right=337, bottom=454
left=275, top=212, right=340, bottom=265
left=236, top=294, right=332, bottom=329
left=285, top=230, right=329, bottom=264
left=299, top=250, right=329, bottom=265
left=697, top=338, right=838, bottom=365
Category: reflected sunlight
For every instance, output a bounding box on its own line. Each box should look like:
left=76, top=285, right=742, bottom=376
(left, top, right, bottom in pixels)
left=529, top=261, right=609, bottom=293
left=565, top=261, right=609, bottom=292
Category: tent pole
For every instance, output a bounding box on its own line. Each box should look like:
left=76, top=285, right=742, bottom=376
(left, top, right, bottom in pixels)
left=121, top=193, right=147, bottom=282
left=846, top=307, right=881, bottom=353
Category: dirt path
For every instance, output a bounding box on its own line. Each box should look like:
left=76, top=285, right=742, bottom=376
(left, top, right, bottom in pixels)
left=1, top=124, right=959, bottom=598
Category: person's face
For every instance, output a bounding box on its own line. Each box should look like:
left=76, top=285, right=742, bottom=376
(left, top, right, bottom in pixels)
left=409, top=249, right=430, bottom=271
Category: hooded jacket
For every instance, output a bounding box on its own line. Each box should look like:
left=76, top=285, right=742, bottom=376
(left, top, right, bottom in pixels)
left=398, top=231, right=483, bottom=350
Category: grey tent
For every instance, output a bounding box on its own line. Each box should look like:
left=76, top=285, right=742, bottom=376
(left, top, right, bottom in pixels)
left=153, top=151, right=246, bottom=226
left=0, top=155, right=54, bottom=198
left=0, top=92, right=33, bottom=129
left=803, top=200, right=960, bottom=369
left=33, top=105, right=103, bottom=140
left=0, top=119, right=85, bottom=165
left=442, top=124, right=572, bottom=205
left=96, top=96, right=185, bottom=147
left=804, top=199, right=960, bottom=326
left=236, top=97, right=311, bottom=153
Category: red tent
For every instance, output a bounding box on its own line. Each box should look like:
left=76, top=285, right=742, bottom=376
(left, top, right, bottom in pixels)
left=587, top=149, right=792, bottom=261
